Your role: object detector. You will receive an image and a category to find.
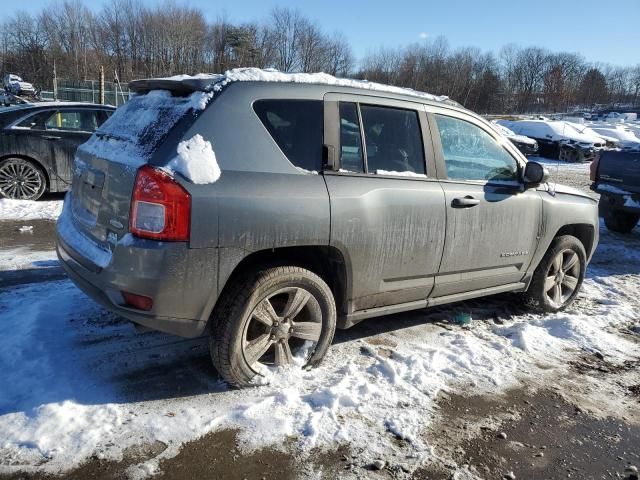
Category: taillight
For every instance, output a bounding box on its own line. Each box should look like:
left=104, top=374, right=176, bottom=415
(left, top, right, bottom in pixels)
left=130, top=165, right=191, bottom=241
left=121, top=291, right=153, bottom=311
left=590, top=155, right=600, bottom=182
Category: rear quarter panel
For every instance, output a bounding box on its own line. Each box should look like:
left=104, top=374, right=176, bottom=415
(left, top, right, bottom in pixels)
left=176, top=83, right=331, bottom=294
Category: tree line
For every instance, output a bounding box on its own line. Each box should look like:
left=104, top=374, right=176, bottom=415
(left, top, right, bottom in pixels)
left=1, top=0, right=639, bottom=114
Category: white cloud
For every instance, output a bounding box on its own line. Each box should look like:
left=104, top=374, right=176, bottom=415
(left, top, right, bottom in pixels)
left=418, top=32, right=429, bottom=39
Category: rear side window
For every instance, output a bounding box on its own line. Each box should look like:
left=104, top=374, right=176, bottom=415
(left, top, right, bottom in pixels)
left=45, top=110, right=99, bottom=132
left=360, top=105, right=426, bottom=175
left=338, top=102, right=364, bottom=172
left=253, top=100, right=323, bottom=172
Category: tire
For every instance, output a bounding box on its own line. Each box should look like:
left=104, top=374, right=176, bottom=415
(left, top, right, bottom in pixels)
left=525, top=235, right=586, bottom=313
left=602, top=203, right=639, bottom=234
left=0, top=158, right=47, bottom=200
left=210, top=266, right=336, bottom=387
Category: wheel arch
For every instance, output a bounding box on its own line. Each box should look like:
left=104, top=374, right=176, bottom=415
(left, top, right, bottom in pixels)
left=553, top=223, right=595, bottom=259
left=0, top=153, right=51, bottom=191
left=210, top=245, right=350, bottom=327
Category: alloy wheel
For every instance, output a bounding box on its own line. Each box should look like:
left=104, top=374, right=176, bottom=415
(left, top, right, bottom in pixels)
left=242, top=286, right=323, bottom=371
left=0, top=160, right=44, bottom=200
left=544, top=249, right=581, bottom=307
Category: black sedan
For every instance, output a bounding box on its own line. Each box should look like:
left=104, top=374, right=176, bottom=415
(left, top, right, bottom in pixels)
left=0, top=102, right=115, bottom=200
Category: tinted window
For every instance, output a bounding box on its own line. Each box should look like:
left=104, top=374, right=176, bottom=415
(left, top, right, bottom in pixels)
left=45, top=110, right=99, bottom=131
left=338, top=102, right=364, bottom=172
left=360, top=105, right=425, bottom=175
left=254, top=100, right=323, bottom=172
left=16, top=111, right=51, bottom=129
left=435, top=115, right=518, bottom=182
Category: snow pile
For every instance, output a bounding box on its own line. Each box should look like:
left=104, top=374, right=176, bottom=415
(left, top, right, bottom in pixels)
left=78, top=89, right=213, bottom=167
left=163, top=134, right=221, bottom=184
left=0, top=199, right=63, bottom=221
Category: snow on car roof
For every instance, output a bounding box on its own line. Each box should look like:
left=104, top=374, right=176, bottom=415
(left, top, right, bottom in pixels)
left=131, top=67, right=456, bottom=106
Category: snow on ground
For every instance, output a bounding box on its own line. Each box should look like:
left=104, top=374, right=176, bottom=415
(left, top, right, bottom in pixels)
left=0, top=218, right=639, bottom=478
left=0, top=198, right=63, bottom=221
left=0, top=247, right=57, bottom=271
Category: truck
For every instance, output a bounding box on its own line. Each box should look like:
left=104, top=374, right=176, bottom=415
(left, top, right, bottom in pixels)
left=591, top=150, right=640, bottom=233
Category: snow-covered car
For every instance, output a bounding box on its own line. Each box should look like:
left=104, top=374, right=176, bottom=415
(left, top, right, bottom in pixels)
left=589, top=125, right=640, bottom=151
left=3, top=74, right=36, bottom=96
left=491, top=121, right=538, bottom=156
left=498, top=119, right=606, bottom=162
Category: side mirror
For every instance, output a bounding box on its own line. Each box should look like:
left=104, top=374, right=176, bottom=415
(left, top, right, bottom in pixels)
left=523, top=161, right=549, bottom=187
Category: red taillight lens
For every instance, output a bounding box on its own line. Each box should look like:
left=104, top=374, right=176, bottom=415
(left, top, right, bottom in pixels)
left=122, top=291, right=153, bottom=311
left=130, top=165, right=191, bottom=241
left=590, top=155, right=600, bottom=182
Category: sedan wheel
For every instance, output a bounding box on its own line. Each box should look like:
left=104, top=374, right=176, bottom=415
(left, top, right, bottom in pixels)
left=0, top=158, right=46, bottom=200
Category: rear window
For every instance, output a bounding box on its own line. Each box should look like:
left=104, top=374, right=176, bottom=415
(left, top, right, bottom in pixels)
left=78, top=89, right=211, bottom=166
left=253, top=100, right=323, bottom=172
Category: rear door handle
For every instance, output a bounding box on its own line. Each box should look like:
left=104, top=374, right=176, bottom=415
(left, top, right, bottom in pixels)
left=452, top=196, right=480, bottom=208
left=43, top=135, right=61, bottom=141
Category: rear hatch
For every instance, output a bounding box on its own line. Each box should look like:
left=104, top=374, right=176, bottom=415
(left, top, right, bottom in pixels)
left=597, top=150, right=640, bottom=194
left=67, top=81, right=217, bottom=255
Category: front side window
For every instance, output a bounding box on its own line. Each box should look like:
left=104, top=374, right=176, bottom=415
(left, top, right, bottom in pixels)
left=45, top=110, right=99, bottom=132
left=15, top=111, right=51, bottom=130
left=360, top=105, right=426, bottom=175
left=253, top=99, right=323, bottom=172
left=435, top=115, right=519, bottom=182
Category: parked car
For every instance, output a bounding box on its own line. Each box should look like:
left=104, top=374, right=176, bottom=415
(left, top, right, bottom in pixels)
left=498, top=119, right=606, bottom=162
left=0, top=102, right=115, bottom=199
left=56, top=69, right=599, bottom=387
left=588, top=125, right=640, bottom=151
left=491, top=121, right=538, bottom=156
left=591, top=150, right=640, bottom=233
left=3, top=73, right=36, bottom=97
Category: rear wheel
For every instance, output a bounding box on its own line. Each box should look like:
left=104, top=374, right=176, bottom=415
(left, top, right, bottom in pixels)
left=0, top=158, right=46, bottom=200
left=210, top=266, right=336, bottom=387
left=525, top=235, right=586, bottom=312
left=602, top=202, right=639, bottom=233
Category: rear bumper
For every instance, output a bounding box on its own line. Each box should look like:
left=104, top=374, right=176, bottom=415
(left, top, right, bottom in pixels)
left=56, top=203, right=218, bottom=338
left=594, top=184, right=640, bottom=214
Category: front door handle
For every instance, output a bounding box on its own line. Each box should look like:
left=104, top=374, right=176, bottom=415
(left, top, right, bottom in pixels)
left=452, top=196, right=480, bottom=208
left=43, top=135, right=61, bottom=141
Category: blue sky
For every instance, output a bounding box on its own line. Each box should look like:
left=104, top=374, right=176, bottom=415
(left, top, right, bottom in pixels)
left=10, top=0, right=640, bottom=66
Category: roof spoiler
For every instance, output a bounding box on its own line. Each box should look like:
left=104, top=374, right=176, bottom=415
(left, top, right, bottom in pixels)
left=128, top=75, right=224, bottom=94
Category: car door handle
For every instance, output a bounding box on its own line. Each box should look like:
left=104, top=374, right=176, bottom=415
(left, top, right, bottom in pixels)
left=452, top=196, right=480, bottom=208
left=43, top=135, right=61, bottom=141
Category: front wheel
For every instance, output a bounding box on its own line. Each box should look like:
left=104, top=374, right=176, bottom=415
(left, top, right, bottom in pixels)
left=210, top=266, right=336, bottom=387
left=525, top=235, right=586, bottom=312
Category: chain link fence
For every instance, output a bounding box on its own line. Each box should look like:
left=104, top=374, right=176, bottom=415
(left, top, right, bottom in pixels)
left=40, top=79, right=132, bottom=106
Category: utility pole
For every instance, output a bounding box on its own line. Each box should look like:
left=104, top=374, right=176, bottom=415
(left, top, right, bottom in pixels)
left=99, top=66, right=105, bottom=105
left=53, top=60, right=58, bottom=101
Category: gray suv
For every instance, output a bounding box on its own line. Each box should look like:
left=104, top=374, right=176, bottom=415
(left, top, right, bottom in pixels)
left=56, top=69, right=599, bottom=387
